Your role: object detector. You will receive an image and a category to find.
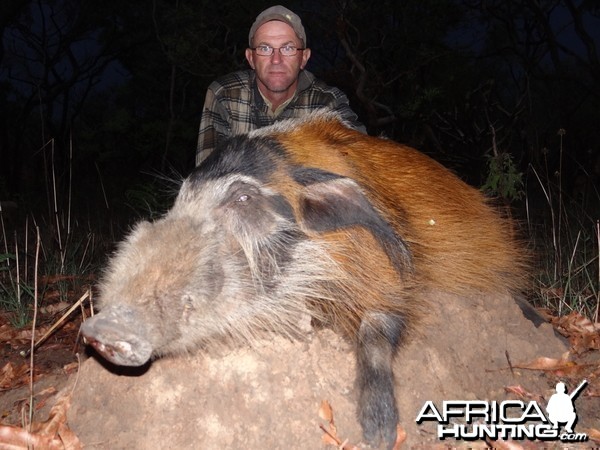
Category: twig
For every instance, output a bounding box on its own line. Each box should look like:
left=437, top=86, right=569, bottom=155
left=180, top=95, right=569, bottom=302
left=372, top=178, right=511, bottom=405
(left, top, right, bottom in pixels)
left=505, top=350, right=514, bottom=376
left=15, top=231, right=21, bottom=308
left=595, top=220, right=599, bottom=323
left=21, top=289, right=91, bottom=358
left=319, top=423, right=342, bottom=446
left=28, top=226, right=41, bottom=430
left=0, top=203, right=7, bottom=265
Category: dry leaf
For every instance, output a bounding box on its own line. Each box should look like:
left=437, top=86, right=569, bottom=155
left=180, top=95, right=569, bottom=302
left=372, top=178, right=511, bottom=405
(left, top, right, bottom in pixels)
left=11, top=327, right=49, bottom=345
left=579, top=332, right=600, bottom=352
left=0, top=421, right=81, bottom=450
left=504, top=385, right=528, bottom=398
left=40, top=302, right=71, bottom=315
left=0, top=362, right=30, bottom=390
left=485, top=437, right=525, bottom=450
left=35, top=387, right=58, bottom=397
left=503, top=385, right=545, bottom=403
left=63, top=362, right=79, bottom=375
left=319, top=400, right=339, bottom=446
left=0, top=395, right=82, bottom=450
left=318, top=400, right=362, bottom=450
left=555, top=312, right=600, bottom=334
left=2, top=392, right=84, bottom=449
left=319, top=400, right=334, bottom=422
left=0, top=362, right=15, bottom=388
left=392, top=424, right=407, bottom=450
left=512, top=353, right=571, bottom=370
left=513, top=354, right=595, bottom=378
left=32, top=392, right=71, bottom=436
left=0, top=324, right=16, bottom=341
left=547, top=312, right=600, bottom=354
left=320, top=424, right=341, bottom=447
left=587, top=427, right=600, bottom=442
left=513, top=355, right=569, bottom=371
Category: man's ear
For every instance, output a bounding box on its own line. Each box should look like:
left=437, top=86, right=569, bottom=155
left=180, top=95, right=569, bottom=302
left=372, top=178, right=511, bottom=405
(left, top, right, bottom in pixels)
left=300, top=48, right=311, bottom=70
left=245, top=48, right=255, bottom=69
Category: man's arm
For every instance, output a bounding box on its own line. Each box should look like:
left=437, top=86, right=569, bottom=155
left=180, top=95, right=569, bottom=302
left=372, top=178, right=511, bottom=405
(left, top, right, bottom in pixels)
left=306, top=75, right=366, bottom=133
left=330, top=96, right=367, bottom=134
left=196, top=85, right=232, bottom=166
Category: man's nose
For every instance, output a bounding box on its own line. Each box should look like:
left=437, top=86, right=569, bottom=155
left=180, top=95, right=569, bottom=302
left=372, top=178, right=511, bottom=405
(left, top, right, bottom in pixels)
left=270, top=49, right=282, bottom=64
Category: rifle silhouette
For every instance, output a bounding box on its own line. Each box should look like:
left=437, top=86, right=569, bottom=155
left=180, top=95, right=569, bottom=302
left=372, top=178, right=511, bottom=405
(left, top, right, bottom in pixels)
left=569, top=379, right=588, bottom=400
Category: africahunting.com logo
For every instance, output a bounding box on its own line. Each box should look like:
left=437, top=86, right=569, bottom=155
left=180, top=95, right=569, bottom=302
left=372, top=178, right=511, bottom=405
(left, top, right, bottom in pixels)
left=416, top=380, right=588, bottom=443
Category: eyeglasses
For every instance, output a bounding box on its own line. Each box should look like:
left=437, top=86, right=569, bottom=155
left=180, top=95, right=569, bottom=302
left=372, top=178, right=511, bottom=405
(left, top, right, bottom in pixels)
left=251, top=45, right=305, bottom=57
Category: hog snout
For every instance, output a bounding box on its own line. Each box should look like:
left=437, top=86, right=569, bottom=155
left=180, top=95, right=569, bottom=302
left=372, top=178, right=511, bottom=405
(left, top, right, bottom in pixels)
left=81, top=305, right=153, bottom=366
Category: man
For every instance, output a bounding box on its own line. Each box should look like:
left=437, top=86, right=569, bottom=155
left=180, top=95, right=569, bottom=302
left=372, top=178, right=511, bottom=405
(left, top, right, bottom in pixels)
left=196, top=5, right=365, bottom=166
left=546, top=382, right=578, bottom=433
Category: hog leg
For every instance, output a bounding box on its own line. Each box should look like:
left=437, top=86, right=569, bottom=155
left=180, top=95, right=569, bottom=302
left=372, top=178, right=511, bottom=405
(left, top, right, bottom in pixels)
left=356, top=311, right=404, bottom=448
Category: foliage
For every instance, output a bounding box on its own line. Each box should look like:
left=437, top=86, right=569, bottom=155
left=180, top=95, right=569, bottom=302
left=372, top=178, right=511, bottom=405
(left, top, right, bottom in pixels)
left=481, top=152, right=524, bottom=201
left=0, top=252, right=33, bottom=327
left=0, top=0, right=599, bottom=322
left=532, top=212, right=599, bottom=320
left=526, top=131, right=600, bottom=320
left=2, top=0, right=599, bottom=191
left=0, top=221, right=105, bottom=328
left=0, top=252, right=14, bottom=264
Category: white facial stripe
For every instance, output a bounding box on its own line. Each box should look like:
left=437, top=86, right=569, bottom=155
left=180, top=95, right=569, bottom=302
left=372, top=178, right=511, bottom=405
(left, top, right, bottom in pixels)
left=216, top=174, right=278, bottom=197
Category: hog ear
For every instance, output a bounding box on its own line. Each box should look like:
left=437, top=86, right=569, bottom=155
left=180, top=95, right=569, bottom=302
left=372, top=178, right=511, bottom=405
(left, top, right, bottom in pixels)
left=298, top=174, right=413, bottom=275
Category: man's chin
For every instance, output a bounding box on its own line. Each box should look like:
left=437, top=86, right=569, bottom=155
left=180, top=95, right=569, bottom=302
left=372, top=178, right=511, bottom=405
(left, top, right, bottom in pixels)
left=265, top=83, right=293, bottom=94
left=262, top=76, right=295, bottom=93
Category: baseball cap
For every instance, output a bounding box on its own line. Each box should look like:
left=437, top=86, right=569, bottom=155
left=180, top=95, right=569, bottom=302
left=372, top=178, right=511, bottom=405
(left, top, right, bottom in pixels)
left=248, top=5, right=306, bottom=47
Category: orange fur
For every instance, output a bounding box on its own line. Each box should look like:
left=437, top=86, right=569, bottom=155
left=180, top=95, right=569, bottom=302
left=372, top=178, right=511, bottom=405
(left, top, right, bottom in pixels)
left=271, top=116, right=528, bottom=301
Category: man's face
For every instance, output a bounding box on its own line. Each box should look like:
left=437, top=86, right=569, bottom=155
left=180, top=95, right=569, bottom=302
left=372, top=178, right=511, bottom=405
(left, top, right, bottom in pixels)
left=245, top=20, right=311, bottom=101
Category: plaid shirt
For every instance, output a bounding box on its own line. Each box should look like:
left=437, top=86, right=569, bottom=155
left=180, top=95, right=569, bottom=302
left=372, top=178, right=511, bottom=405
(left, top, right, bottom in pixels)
left=196, top=69, right=365, bottom=165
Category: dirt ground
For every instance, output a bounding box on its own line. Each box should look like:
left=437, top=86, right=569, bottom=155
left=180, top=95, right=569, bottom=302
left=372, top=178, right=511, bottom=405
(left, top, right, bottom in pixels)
left=2, top=289, right=599, bottom=449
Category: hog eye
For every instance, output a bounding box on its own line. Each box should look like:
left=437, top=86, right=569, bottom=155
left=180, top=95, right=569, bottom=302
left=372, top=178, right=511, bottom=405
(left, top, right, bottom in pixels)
left=237, top=194, right=250, bottom=202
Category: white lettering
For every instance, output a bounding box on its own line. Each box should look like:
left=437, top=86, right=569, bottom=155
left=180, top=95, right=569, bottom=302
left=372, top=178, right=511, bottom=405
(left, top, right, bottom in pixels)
left=521, top=400, right=548, bottom=423
left=415, top=401, right=443, bottom=423
left=464, top=400, right=490, bottom=423
left=499, top=400, right=524, bottom=423
left=560, top=432, right=589, bottom=442
left=437, top=423, right=561, bottom=440
left=415, top=399, right=575, bottom=441
left=438, top=423, right=460, bottom=438
left=443, top=401, right=468, bottom=421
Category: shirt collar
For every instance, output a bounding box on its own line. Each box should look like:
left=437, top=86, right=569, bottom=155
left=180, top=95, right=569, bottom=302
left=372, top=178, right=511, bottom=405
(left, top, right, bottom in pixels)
left=251, top=70, right=313, bottom=117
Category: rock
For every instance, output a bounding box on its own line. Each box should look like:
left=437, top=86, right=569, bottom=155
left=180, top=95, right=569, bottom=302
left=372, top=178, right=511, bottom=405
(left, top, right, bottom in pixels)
left=68, top=292, right=568, bottom=449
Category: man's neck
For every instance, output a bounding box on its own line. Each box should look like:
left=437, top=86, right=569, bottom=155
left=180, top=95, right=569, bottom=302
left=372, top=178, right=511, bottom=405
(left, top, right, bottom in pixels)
left=258, top=88, right=295, bottom=117
left=259, top=87, right=295, bottom=112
